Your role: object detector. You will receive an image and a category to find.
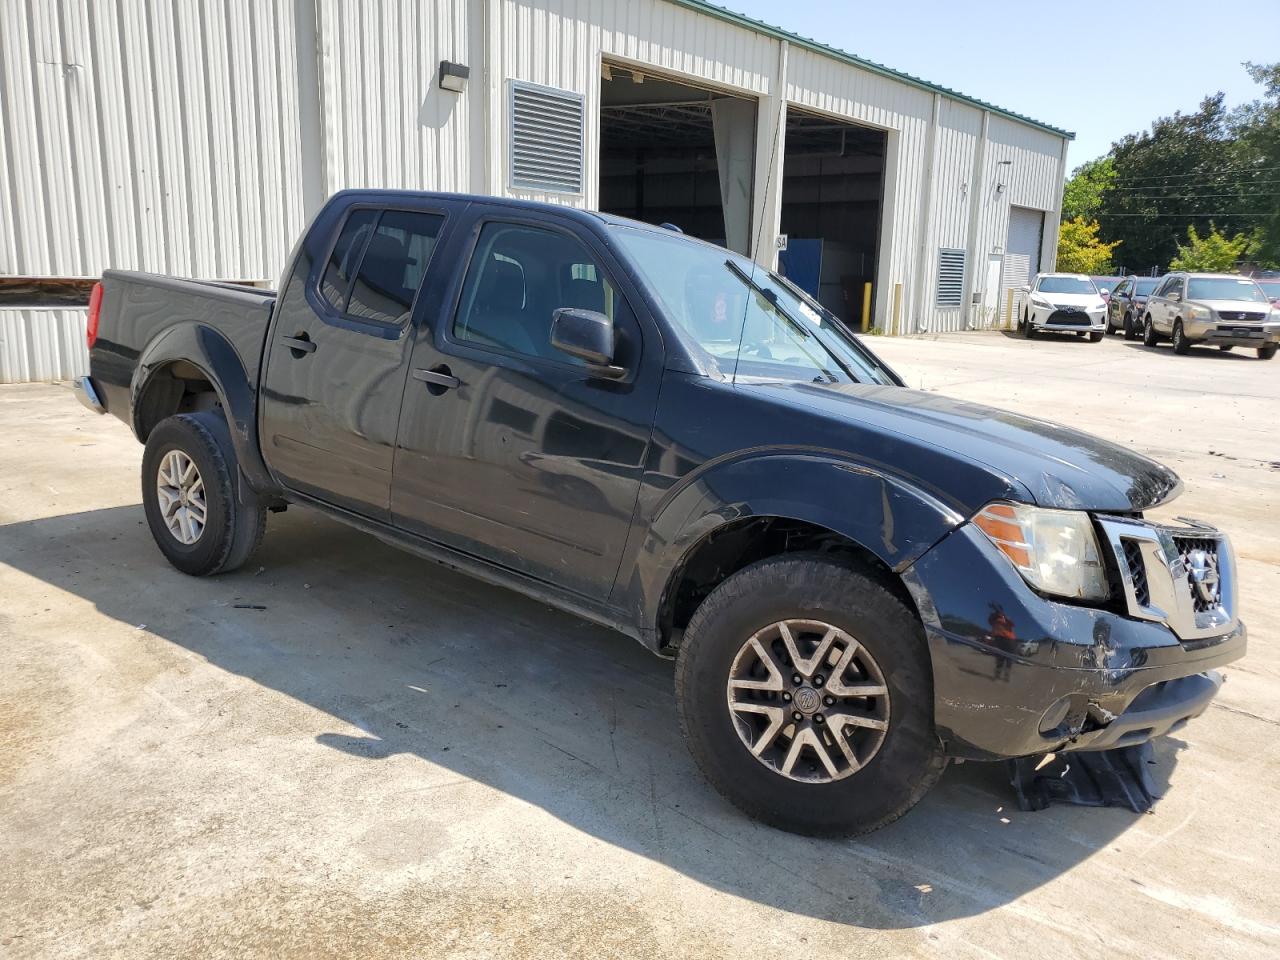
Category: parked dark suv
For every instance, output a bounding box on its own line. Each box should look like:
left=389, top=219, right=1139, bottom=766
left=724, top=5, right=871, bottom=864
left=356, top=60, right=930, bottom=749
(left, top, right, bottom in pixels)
left=1106, top=275, right=1162, bottom=339
left=75, top=190, right=1245, bottom=836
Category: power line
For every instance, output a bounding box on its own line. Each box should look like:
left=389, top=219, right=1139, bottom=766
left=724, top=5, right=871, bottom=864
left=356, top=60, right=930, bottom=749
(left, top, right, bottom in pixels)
left=1105, top=182, right=1280, bottom=195
left=1103, top=165, right=1280, bottom=184
left=1099, top=211, right=1275, bottom=218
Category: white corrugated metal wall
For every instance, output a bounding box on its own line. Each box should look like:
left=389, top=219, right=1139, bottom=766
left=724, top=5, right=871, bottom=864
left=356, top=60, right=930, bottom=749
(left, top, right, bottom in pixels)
left=1, top=0, right=1069, bottom=382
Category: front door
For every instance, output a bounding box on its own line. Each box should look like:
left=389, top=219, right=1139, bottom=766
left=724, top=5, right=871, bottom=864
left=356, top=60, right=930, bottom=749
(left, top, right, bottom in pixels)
left=259, top=199, right=455, bottom=519
left=980, top=254, right=1003, bottom=326
left=392, top=210, right=662, bottom=599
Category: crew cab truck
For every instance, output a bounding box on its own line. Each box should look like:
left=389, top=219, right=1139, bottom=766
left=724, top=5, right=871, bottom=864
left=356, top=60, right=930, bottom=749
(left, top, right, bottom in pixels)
left=1141, top=272, right=1280, bottom=358
left=77, top=190, right=1245, bottom=836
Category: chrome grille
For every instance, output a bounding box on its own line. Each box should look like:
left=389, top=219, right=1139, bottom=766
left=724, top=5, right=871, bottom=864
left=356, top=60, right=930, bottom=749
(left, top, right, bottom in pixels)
left=1173, top=535, right=1221, bottom=613
left=1095, top=516, right=1237, bottom=642
left=1121, top=538, right=1150, bottom=607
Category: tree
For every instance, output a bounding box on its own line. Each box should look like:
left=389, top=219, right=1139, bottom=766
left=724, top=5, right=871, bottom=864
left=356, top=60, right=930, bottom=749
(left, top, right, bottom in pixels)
left=1062, top=157, right=1115, bottom=222
left=1235, top=62, right=1280, bottom=267
left=1167, top=224, right=1254, bottom=272
left=1097, top=94, right=1249, bottom=273
left=1056, top=217, right=1121, bottom=274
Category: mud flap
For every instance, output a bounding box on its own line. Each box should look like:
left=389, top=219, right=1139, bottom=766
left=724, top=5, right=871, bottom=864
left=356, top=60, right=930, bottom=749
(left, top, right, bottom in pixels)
left=1007, top=742, right=1160, bottom=813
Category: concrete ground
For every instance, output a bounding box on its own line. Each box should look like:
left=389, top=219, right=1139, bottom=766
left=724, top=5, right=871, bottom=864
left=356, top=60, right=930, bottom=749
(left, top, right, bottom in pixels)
left=2, top=330, right=1278, bottom=959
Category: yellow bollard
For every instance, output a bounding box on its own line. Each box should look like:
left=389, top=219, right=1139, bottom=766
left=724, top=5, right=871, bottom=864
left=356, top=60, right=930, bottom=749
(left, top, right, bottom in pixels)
left=891, top=283, right=903, bottom=337
left=861, top=282, right=872, bottom=332
left=1005, top=287, right=1015, bottom=331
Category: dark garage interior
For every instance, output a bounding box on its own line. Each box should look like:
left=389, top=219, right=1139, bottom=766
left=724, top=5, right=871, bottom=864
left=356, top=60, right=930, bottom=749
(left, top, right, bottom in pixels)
left=778, top=109, right=886, bottom=327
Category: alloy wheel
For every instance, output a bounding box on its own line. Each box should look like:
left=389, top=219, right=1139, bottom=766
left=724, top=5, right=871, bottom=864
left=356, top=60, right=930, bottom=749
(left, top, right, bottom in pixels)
left=156, top=449, right=207, bottom=545
left=726, top=619, right=890, bottom=783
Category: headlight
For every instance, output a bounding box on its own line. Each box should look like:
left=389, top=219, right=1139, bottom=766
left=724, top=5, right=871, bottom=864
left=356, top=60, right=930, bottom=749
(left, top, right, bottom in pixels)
left=1189, top=306, right=1212, bottom=320
left=973, top=501, right=1109, bottom=601
left=1029, top=295, right=1052, bottom=308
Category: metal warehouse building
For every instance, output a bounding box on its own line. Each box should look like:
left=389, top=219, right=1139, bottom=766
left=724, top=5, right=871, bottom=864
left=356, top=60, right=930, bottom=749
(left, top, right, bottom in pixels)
left=0, top=0, right=1072, bottom=382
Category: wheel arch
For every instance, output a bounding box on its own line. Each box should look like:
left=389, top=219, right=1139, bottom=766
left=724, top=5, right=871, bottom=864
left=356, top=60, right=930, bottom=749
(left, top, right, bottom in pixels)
left=131, top=322, right=276, bottom=493
left=620, top=454, right=966, bottom=655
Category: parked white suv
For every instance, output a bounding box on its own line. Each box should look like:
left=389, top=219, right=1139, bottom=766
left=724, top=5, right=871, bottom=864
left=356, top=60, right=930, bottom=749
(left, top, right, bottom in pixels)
left=1142, top=272, right=1280, bottom=359
left=1018, top=273, right=1107, bottom=342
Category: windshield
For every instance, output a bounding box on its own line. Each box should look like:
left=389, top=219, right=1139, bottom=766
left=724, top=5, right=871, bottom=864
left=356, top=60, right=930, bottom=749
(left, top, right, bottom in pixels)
left=1186, top=278, right=1268, bottom=302
left=1134, top=278, right=1160, bottom=296
left=1037, top=276, right=1098, bottom=295
left=611, top=226, right=897, bottom=386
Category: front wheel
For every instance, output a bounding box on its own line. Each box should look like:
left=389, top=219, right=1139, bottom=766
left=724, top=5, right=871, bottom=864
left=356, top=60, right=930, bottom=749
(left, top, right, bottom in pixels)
left=1124, top=313, right=1137, bottom=340
left=1089, top=331, right=1104, bottom=342
left=1172, top=321, right=1191, bottom=355
left=142, top=412, right=267, bottom=576
left=674, top=554, right=944, bottom=836
left=1143, top=316, right=1158, bottom=347
left=1022, top=312, right=1036, bottom=339
left=1260, top=344, right=1277, bottom=360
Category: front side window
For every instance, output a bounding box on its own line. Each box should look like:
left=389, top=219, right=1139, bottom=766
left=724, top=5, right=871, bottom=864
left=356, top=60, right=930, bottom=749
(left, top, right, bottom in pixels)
left=1166, top=278, right=1185, bottom=298
left=453, top=222, right=625, bottom=363
left=612, top=225, right=896, bottom=386
left=1036, top=276, right=1097, bottom=295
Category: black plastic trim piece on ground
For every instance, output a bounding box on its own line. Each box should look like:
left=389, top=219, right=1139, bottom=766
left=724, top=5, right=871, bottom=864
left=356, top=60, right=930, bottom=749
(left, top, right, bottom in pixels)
left=1007, top=742, right=1160, bottom=813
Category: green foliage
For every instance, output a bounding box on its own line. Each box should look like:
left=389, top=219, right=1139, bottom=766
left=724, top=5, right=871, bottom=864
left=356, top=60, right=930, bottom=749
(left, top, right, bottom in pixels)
left=1078, top=62, right=1280, bottom=273
left=1056, top=217, right=1121, bottom=274
left=1167, top=224, right=1255, bottom=272
left=1062, top=157, right=1115, bottom=221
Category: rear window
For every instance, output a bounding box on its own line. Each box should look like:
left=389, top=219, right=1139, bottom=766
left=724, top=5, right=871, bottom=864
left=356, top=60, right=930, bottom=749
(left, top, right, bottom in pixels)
left=320, top=209, right=377, bottom=310
left=346, top=210, right=445, bottom=323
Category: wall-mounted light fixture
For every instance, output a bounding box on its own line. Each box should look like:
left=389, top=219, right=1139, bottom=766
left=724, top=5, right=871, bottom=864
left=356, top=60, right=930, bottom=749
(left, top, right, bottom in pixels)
left=996, top=159, right=1012, bottom=195
left=439, top=60, right=469, bottom=93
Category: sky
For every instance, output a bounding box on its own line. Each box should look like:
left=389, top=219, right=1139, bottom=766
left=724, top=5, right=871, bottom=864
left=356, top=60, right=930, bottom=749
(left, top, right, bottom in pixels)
left=723, top=0, right=1277, bottom=172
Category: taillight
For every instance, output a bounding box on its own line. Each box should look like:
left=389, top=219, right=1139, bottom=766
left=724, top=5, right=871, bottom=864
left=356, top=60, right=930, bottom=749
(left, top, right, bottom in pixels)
left=87, top=281, right=103, bottom=349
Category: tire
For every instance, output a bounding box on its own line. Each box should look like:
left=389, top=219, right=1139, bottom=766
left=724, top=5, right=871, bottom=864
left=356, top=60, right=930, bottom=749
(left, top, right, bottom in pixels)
left=1123, top=313, right=1136, bottom=340
left=1172, top=321, right=1191, bottom=355
left=1260, top=344, right=1277, bottom=360
left=1143, top=316, right=1158, bottom=347
left=1089, top=331, right=1104, bottom=343
left=674, top=553, right=945, bottom=836
left=1022, top=311, right=1036, bottom=339
left=141, top=412, right=267, bottom=576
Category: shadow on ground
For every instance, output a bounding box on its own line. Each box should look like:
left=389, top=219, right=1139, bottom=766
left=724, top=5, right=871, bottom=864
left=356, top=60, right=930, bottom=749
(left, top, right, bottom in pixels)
left=0, top=502, right=1182, bottom=929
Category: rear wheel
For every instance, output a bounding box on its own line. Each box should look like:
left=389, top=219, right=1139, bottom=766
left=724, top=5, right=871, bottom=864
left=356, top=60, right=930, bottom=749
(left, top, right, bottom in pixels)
left=1143, top=316, right=1158, bottom=347
left=674, top=554, right=944, bottom=836
left=1172, top=321, right=1191, bottom=355
left=1260, top=344, right=1277, bottom=360
left=142, top=412, right=266, bottom=576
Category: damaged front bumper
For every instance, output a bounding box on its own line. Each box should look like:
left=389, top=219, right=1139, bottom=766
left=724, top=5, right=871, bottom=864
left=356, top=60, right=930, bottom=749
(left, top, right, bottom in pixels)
left=903, top=523, right=1245, bottom=761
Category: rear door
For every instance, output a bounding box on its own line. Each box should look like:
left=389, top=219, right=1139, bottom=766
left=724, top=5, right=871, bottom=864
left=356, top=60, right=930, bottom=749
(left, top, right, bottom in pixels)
left=391, top=206, right=663, bottom=599
left=260, top=197, right=458, bottom=519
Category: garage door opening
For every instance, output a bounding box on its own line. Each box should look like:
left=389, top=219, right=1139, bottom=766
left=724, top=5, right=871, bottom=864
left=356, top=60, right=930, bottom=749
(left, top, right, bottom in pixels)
left=778, top=109, right=886, bottom=328
left=598, top=66, right=757, bottom=256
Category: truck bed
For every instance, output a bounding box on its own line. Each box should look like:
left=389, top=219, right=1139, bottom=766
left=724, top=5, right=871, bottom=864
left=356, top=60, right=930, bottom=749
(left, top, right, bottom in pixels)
left=90, top=270, right=276, bottom=428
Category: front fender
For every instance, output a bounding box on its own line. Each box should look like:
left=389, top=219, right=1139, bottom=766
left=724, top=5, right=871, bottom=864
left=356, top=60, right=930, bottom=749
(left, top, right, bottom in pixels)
left=622, top=452, right=966, bottom=648
left=132, top=322, right=273, bottom=492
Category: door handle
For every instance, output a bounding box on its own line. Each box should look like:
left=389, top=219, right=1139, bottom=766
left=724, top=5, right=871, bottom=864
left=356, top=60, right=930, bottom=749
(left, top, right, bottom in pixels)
left=413, top=366, right=460, bottom=392
left=281, top=333, right=316, bottom=355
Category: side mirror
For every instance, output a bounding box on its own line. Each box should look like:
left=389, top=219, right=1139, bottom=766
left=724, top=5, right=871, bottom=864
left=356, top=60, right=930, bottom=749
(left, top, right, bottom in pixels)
left=551, top=307, right=626, bottom=378
left=1020, top=285, right=1031, bottom=295
left=1169, top=292, right=1181, bottom=302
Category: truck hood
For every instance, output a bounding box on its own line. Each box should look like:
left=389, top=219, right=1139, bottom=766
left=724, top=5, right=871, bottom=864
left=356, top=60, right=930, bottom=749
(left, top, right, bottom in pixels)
left=753, top=381, right=1181, bottom=513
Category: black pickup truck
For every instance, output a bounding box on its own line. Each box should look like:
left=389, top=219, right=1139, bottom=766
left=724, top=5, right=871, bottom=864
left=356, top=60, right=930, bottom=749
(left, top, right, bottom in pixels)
left=77, top=190, right=1245, bottom=835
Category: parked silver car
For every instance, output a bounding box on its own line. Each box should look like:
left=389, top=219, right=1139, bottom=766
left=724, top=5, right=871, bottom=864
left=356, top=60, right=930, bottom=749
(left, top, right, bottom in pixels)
left=1142, top=273, right=1280, bottom=359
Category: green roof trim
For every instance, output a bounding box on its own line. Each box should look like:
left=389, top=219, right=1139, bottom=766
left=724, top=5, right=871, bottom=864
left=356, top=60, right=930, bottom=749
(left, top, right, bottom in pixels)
left=667, top=0, right=1076, bottom=140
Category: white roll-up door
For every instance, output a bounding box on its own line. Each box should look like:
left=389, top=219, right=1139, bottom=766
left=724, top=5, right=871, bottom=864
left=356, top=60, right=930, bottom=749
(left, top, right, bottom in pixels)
left=1003, top=206, right=1044, bottom=324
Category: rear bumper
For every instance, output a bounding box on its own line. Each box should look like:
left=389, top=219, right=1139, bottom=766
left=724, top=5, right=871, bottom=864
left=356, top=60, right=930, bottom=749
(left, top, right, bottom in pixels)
left=73, top=376, right=106, bottom=415
left=903, top=524, right=1246, bottom=760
